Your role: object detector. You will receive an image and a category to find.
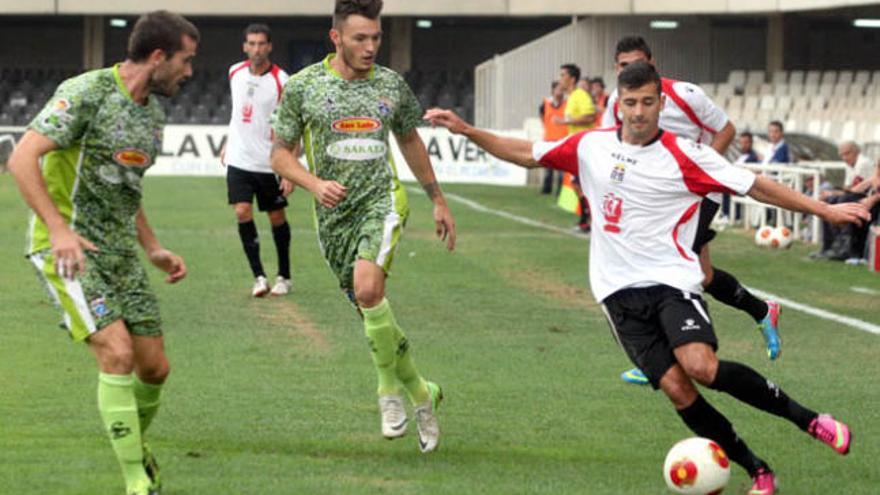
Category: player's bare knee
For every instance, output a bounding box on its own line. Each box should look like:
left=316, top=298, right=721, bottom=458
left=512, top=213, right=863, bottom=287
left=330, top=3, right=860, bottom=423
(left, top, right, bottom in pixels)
left=99, top=345, right=135, bottom=374
left=234, top=203, right=253, bottom=222
left=660, top=369, right=697, bottom=409
left=267, top=209, right=286, bottom=226
left=682, top=359, right=718, bottom=386
left=140, top=359, right=170, bottom=384
left=355, top=284, right=384, bottom=308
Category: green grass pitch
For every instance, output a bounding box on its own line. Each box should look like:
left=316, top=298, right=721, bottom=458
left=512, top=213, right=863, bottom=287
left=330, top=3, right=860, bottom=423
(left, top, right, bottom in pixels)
left=1, top=176, right=878, bottom=494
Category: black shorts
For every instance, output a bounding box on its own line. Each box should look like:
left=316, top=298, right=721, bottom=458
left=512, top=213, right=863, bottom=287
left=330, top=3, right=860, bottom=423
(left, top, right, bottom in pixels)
left=601, top=285, right=718, bottom=389
left=692, top=198, right=719, bottom=252
left=227, top=165, right=288, bottom=212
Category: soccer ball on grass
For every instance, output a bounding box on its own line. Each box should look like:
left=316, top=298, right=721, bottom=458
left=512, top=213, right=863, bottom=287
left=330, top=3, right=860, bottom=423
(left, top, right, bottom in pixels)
left=663, top=437, right=731, bottom=494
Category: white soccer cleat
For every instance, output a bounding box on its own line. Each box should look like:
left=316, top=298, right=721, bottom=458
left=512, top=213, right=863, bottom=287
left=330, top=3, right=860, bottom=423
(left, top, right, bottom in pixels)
left=251, top=275, right=270, bottom=297
left=379, top=395, right=408, bottom=439
left=270, top=276, right=292, bottom=296
left=415, top=382, right=443, bottom=453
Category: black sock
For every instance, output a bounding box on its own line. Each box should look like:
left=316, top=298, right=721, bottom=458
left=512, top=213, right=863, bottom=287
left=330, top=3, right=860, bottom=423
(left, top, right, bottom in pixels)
left=705, top=268, right=768, bottom=322
left=272, top=221, right=291, bottom=279
left=677, top=395, right=768, bottom=477
left=238, top=221, right=265, bottom=278
left=710, top=360, right=817, bottom=431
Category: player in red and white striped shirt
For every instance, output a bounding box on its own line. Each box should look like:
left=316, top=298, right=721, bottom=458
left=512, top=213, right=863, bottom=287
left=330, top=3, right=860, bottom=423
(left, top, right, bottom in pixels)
left=425, top=62, right=866, bottom=495
left=602, top=36, right=782, bottom=386
left=222, top=24, right=294, bottom=297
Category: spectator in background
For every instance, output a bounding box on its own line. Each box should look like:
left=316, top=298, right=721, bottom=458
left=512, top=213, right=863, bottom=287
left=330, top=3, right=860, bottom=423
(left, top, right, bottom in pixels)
left=735, top=131, right=761, bottom=164
left=812, top=145, right=878, bottom=262
left=539, top=81, right=568, bottom=194
left=589, top=77, right=608, bottom=124
left=763, top=121, right=790, bottom=164
left=820, top=141, right=876, bottom=200
left=554, top=64, right=596, bottom=133
left=722, top=131, right=762, bottom=221
left=554, top=64, right=595, bottom=233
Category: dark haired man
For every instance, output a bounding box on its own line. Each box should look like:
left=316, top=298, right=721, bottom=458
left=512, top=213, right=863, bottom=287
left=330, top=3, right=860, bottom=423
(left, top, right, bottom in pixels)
left=426, top=61, right=864, bottom=495
left=271, top=0, right=454, bottom=453
left=8, top=10, right=198, bottom=495
left=602, top=36, right=780, bottom=387
left=223, top=23, right=294, bottom=297
left=764, top=120, right=790, bottom=164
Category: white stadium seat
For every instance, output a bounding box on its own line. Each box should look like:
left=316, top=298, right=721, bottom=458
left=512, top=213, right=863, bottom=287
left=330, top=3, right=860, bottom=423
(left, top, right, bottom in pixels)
left=772, top=70, right=787, bottom=84
left=837, top=71, right=854, bottom=85
left=788, top=70, right=805, bottom=86
left=820, top=70, right=838, bottom=86
left=854, top=70, right=871, bottom=85
left=727, top=70, right=746, bottom=88
left=759, top=95, right=776, bottom=111
left=746, top=70, right=765, bottom=86
left=805, top=70, right=821, bottom=86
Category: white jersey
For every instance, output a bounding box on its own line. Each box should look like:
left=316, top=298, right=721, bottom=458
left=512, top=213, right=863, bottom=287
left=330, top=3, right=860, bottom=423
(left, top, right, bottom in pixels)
left=603, top=78, right=731, bottom=205
left=226, top=61, right=289, bottom=173
left=602, top=78, right=729, bottom=144
left=532, top=128, right=756, bottom=302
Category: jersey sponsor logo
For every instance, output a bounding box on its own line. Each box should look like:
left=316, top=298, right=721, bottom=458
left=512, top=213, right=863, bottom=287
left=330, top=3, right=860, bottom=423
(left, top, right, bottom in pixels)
left=113, top=148, right=151, bottom=167
left=602, top=193, right=623, bottom=233
left=610, top=163, right=626, bottom=183
left=331, top=117, right=382, bottom=134
left=326, top=138, right=388, bottom=161
left=242, top=103, right=254, bottom=123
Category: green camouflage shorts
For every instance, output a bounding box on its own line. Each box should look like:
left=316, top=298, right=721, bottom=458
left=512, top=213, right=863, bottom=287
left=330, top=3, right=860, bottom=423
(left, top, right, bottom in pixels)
left=29, top=250, right=162, bottom=341
left=317, top=195, right=408, bottom=291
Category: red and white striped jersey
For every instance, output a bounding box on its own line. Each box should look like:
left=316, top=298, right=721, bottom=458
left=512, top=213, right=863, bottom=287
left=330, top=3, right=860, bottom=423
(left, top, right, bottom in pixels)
left=602, top=78, right=728, bottom=145
left=226, top=61, right=289, bottom=173
left=532, top=128, right=756, bottom=302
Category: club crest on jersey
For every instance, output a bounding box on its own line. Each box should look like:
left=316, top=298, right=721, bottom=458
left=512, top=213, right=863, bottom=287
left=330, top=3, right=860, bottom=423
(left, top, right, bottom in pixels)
left=610, top=163, right=626, bottom=183
left=113, top=148, right=151, bottom=167
left=242, top=104, right=254, bottom=123
left=378, top=97, right=393, bottom=117
left=331, top=117, right=382, bottom=134
left=602, top=193, right=623, bottom=233
left=90, top=297, right=110, bottom=318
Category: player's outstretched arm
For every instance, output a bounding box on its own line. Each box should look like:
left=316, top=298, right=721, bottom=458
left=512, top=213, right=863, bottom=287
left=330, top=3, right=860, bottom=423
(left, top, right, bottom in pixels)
left=270, top=138, right=347, bottom=209
left=747, top=175, right=872, bottom=227
left=424, top=108, right=539, bottom=168
left=711, top=121, right=736, bottom=155
left=9, top=130, right=97, bottom=279
left=135, top=207, right=186, bottom=284
left=395, top=129, right=456, bottom=251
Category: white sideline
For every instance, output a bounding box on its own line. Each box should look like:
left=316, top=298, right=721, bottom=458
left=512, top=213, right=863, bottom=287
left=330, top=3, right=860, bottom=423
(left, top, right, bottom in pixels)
left=419, top=188, right=880, bottom=337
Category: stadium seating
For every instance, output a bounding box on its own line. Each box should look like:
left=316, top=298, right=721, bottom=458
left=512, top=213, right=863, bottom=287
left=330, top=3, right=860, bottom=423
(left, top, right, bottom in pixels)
left=1, top=67, right=476, bottom=127
left=704, top=68, right=880, bottom=157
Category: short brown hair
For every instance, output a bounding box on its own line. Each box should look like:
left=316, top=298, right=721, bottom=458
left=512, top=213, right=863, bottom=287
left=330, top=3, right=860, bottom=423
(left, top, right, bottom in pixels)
left=127, top=10, right=200, bottom=62
left=333, top=0, right=383, bottom=27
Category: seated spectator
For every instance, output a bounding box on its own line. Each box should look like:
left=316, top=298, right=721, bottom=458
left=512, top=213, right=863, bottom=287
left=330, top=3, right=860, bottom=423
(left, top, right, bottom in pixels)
left=734, top=131, right=761, bottom=164
left=812, top=149, right=879, bottom=262
left=763, top=120, right=790, bottom=164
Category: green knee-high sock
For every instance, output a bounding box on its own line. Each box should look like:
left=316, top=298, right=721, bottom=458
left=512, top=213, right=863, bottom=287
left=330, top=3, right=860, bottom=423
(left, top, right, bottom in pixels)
left=98, top=373, right=149, bottom=489
left=392, top=320, right=429, bottom=405
left=133, top=376, right=162, bottom=434
left=362, top=299, right=401, bottom=396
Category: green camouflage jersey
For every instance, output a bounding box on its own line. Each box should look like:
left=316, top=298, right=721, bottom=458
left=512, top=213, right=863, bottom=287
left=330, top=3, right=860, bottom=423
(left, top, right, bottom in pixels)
left=272, top=55, right=422, bottom=288
left=27, top=64, right=165, bottom=255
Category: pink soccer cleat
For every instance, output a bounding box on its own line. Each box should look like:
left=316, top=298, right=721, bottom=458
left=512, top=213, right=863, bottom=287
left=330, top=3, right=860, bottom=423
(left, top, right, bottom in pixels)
left=749, top=468, right=777, bottom=495
left=808, top=414, right=852, bottom=455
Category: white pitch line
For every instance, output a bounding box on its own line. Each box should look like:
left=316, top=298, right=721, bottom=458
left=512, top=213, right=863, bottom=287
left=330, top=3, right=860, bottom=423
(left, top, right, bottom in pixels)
left=426, top=188, right=880, bottom=336
left=851, top=286, right=879, bottom=296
